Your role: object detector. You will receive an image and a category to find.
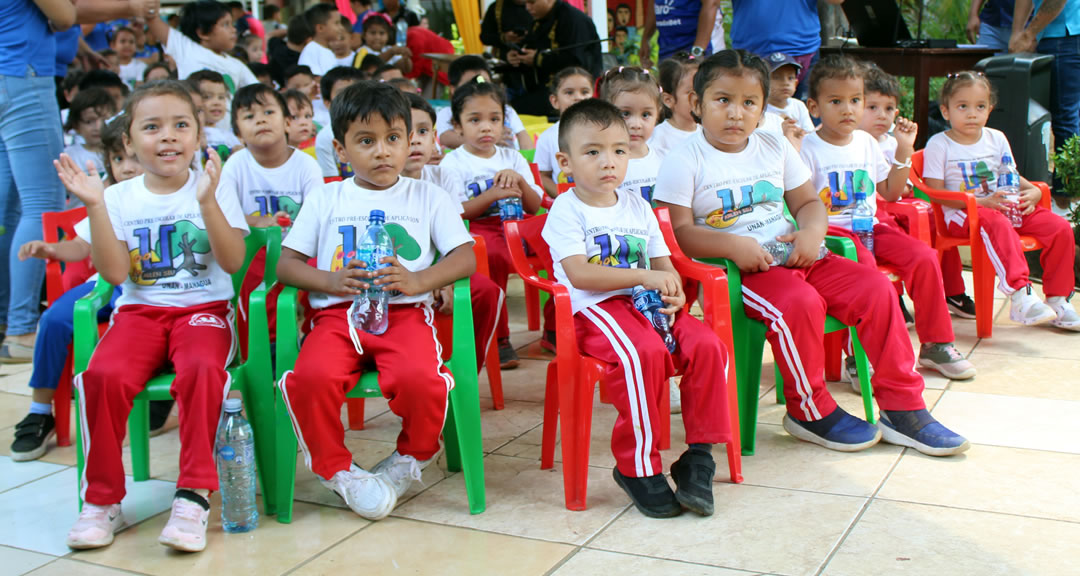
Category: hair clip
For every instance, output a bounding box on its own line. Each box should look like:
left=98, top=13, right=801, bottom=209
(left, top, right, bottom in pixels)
left=362, top=12, right=392, bottom=26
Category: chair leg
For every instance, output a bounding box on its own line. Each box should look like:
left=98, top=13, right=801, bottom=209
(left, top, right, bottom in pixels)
left=738, top=323, right=767, bottom=456
left=54, top=352, right=73, bottom=447
left=540, top=361, right=559, bottom=469
left=129, top=399, right=150, bottom=482
left=524, top=283, right=540, bottom=331
left=973, top=250, right=995, bottom=339
left=445, top=359, right=486, bottom=514
left=274, top=384, right=299, bottom=524
left=559, top=361, right=595, bottom=511
left=74, top=385, right=85, bottom=510
left=485, top=337, right=504, bottom=410
left=773, top=363, right=784, bottom=405
left=346, top=398, right=365, bottom=430
left=850, top=330, right=875, bottom=424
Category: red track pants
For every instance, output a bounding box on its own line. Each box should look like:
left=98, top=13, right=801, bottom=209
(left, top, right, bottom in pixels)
left=468, top=273, right=503, bottom=371
left=75, top=301, right=236, bottom=505
left=469, top=217, right=512, bottom=340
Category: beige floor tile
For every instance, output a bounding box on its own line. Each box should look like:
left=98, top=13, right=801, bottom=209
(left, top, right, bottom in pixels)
left=479, top=358, right=548, bottom=404
left=394, top=454, right=631, bottom=545
left=0, top=369, right=31, bottom=395
left=822, top=500, right=1080, bottom=576
left=972, top=321, right=1080, bottom=361
left=124, top=427, right=182, bottom=483
left=0, top=364, right=32, bottom=377
left=589, top=484, right=866, bottom=575
left=738, top=423, right=902, bottom=496
left=23, top=559, right=135, bottom=576
left=878, top=445, right=1080, bottom=523
left=552, top=549, right=755, bottom=576
left=952, top=351, right=1080, bottom=401
left=74, top=496, right=364, bottom=576
left=0, top=455, right=67, bottom=493
left=0, top=392, right=30, bottom=430
left=292, top=517, right=573, bottom=576
left=0, top=544, right=55, bottom=576
left=931, top=390, right=1080, bottom=454
left=0, top=426, right=78, bottom=467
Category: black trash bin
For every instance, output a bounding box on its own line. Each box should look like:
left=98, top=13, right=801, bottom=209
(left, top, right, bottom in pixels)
left=975, top=53, right=1054, bottom=184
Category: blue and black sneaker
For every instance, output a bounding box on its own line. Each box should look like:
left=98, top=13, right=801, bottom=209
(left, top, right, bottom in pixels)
left=878, top=409, right=970, bottom=456
left=782, top=407, right=881, bottom=452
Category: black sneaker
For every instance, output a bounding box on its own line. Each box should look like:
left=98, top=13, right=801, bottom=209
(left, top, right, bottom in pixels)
left=149, top=400, right=175, bottom=437
left=669, top=447, right=716, bottom=516
left=11, top=413, right=55, bottom=462
left=498, top=339, right=519, bottom=370
left=899, top=295, right=915, bottom=327
left=612, top=467, right=682, bottom=518
left=946, top=293, right=976, bottom=319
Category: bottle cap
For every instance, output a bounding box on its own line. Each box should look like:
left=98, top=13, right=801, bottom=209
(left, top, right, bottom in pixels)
left=224, top=398, right=243, bottom=412
left=369, top=209, right=385, bottom=221
left=1002, top=154, right=1013, bottom=164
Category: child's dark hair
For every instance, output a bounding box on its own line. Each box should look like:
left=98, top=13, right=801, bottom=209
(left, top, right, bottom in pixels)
left=101, top=113, right=129, bottom=182
left=264, top=4, right=279, bottom=19
left=100, top=49, right=116, bottom=60
left=143, top=61, right=174, bottom=82
left=448, top=55, right=490, bottom=87
left=362, top=13, right=393, bottom=35
left=321, top=66, right=367, bottom=103
left=550, top=66, right=593, bottom=95
left=282, top=89, right=312, bottom=112
left=388, top=77, right=420, bottom=93
left=374, top=63, right=399, bottom=80
left=450, top=78, right=506, bottom=125
left=124, top=80, right=201, bottom=134
left=79, top=70, right=129, bottom=96
left=692, top=49, right=770, bottom=111
left=65, top=88, right=119, bottom=132
left=180, top=1, right=230, bottom=45
left=111, top=26, right=136, bottom=43
left=808, top=53, right=860, bottom=101
left=658, top=52, right=701, bottom=118
left=231, top=83, right=290, bottom=134
left=359, top=53, right=384, bottom=73
left=286, top=14, right=313, bottom=45
left=599, top=66, right=661, bottom=109
left=860, top=63, right=901, bottom=103
left=189, top=69, right=227, bottom=89
left=940, top=70, right=996, bottom=107
left=330, top=80, right=412, bottom=142
left=249, top=62, right=272, bottom=80
left=557, top=98, right=627, bottom=153
left=283, top=65, right=314, bottom=86
left=405, top=92, right=436, bottom=124
left=304, top=3, right=339, bottom=31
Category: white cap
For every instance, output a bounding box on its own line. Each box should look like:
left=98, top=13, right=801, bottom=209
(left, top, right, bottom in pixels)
left=224, top=398, right=243, bottom=412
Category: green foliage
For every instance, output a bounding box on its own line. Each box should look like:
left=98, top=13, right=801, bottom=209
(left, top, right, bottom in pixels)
left=1051, top=134, right=1080, bottom=226
left=899, top=0, right=970, bottom=44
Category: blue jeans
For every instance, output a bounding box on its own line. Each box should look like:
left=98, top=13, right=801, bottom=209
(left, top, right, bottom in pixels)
left=1038, top=34, right=1080, bottom=196
left=0, top=70, right=65, bottom=335
left=28, top=281, right=120, bottom=390
left=977, top=22, right=1011, bottom=53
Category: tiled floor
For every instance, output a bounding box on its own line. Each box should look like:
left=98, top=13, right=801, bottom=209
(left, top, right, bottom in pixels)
left=2, top=275, right=1079, bottom=576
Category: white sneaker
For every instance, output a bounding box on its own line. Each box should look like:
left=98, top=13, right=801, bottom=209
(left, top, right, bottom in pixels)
left=67, top=503, right=124, bottom=549
left=1010, top=286, right=1057, bottom=326
left=158, top=493, right=210, bottom=552
left=842, top=356, right=874, bottom=395
left=669, top=378, right=682, bottom=415
left=320, top=463, right=397, bottom=520
left=372, top=450, right=436, bottom=498
left=1047, top=296, right=1080, bottom=331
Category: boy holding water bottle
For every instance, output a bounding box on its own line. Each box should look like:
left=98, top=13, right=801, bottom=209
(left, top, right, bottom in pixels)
left=541, top=99, right=730, bottom=519
left=276, top=82, right=475, bottom=519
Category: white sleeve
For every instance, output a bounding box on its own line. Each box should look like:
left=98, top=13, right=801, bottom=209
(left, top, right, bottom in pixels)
left=428, top=189, right=474, bottom=256
left=216, top=158, right=244, bottom=214
left=995, top=129, right=1016, bottom=162
left=164, top=28, right=192, bottom=70
left=434, top=166, right=466, bottom=214
left=511, top=152, right=543, bottom=198
left=299, top=154, right=324, bottom=200
left=104, top=185, right=126, bottom=243
left=796, top=102, right=815, bottom=133
left=643, top=203, right=670, bottom=259
left=922, top=135, right=948, bottom=181
left=215, top=174, right=251, bottom=234
left=436, top=153, right=471, bottom=205
left=506, top=106, right=526, bottom=134
left=435, top=107, right=454, bottom=139
left=281, top=187, right=322, bottom=258
left=870, top=138, right=891, bottom=185
left=315, top=130, right=339, bottom=178
left=234, top=58, right=259, bottom=89
left=653, top=149, right=694, bottom=207
left=781, top=136, right=812, bottom=191
left=541, top=197, right=587, bottom=264
left=73, top=217, right=91, bottom=242
left=535, top=127, right=556, bottom=172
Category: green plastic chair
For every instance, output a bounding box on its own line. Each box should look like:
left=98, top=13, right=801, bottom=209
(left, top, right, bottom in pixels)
left=701, top=236, right=874, bottom=456
left=271, top=261, right=486, bottom=522
left=519, top=148, right=535, bottom=163
left=73, top=227, right=281, bottom=513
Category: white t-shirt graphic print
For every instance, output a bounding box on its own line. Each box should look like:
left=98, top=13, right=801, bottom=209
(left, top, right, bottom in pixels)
left=799, top=130, right=890, bottom=228
left=922, top=127, right=1014, bottom=225
left=218, top=148, right=323, bottom=220
left=438, top=145, right=543, bottom=217
left=618, top=147, right=663, bottom=203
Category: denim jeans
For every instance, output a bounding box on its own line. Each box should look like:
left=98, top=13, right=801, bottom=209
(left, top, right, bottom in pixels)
left=1038, top=34, right=1080, bottom=196
left=28, top=280, right=120, bottom=390
left=977, top=22, right=1011, bottom=53
left=0, top=70, right=65, bottom=335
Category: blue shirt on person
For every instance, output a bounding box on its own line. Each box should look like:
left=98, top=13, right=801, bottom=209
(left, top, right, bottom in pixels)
left=55, top=26, right=81, bottom=78
left=653, top=0, right=711, bottom=61
left=0, top=0, right=56, bottom=77
left=1033, top=0, right=1080, bottom=39
left=730, top=0, right=821, bottom=57
left=980, top=0, right=1015, bottom=28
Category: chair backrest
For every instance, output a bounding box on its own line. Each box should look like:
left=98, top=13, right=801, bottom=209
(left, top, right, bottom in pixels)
left=505, top=214, right=554, bottom=279
left=230, top=226, right=281, bottom=297
left=907, top=150, right=952, bottom=239
left=42, top=207, right=89, bottom=305
left=556, top=182, right=572, bottom=195
left=529, top=163, right=542, bottom=187
left=323, top=176, right=342, bottom=184
left=519, top=148, right=535, bottom=163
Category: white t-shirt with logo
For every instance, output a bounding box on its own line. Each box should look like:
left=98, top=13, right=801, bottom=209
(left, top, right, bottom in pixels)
left=434, top=105, right=527, bottom=151
left=799, top=130, right=889, bottom=228
left=218, top=148, right=323, bottom=221
left=283, top=176, right=473, bottom=308
left=438, top=145, right=544, bottom=217
left=619, top=147, right=663, bottom=203
left=118, top=59, right=148, bottom=89
left=312, top=97, right=331, bottom=130
left=535, top=121, right=562, bottom=178
left=64, top=142, right=106, bottom=180
left=922, top=127, right=1014, bottom=225
left=165, top=27, right=258, bottom=91
left=205, top=122, right=242, bottom=151
left=104, top=170, right=250, bottom=309
left=648, top=120, right=700, bottom=159
left=335, top=52, right=356, bottom=68
left=420, top=164, right=466, bottom=215
left=767, top=98, right=815, bottom=134
left=654, top=129, right=810, bottom=245
left=877, top=133, right=898, bottom=165
left=297, top=41, right=339, bottom=76
left=542, top=189, right=670, bottom=314
left=315, top=124, right=353, bottom=179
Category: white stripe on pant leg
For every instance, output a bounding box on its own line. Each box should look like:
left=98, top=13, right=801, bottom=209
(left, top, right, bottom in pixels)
left=589, top=305, right=655, bottom=474
left=980, top=228, right=1018, bottom=295
left=74, top=373, right=92, bottom=502
left=422, top=303, right=455, bottom=435
left=742, top=287, right=822, bottom=420
left=225, top=303, right=239, bottom=368
left=580, top=307, right=651, bottom=477
left=278, top=371, right=315, bottom=473
left=484, top=287, right=505, bottom=367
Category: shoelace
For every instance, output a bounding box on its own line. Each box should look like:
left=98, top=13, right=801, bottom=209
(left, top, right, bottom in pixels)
left=77, top=504, right=110, bottom=523
left=940, top=345, right=964, bottom=361
left=382, top=456, right=423, bottom=488
left=171, top=500, right=204, bottom=524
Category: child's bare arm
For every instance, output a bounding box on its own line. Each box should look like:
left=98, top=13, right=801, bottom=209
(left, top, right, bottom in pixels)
left=277, top=246, right=370, bottom=296
left=54, top=154, right=129, bottom=285
left=884, top=117, right=918, bottom=201
left=560, top=253, right=680, bottom=297
left=438, top=129, right=464, bottom=149
left=657, top=201, right=771, bottom=272
left=460, top=177, right=520, bottom=220
left=197, top=151, right=246, bottom=274
left=18, top=237, right=92, bottom=263
left=649, top=256, right=685, bottom=315
left=515, top=130, right=535, bottom=150
left=1018, top=175, right=1042, bottom=213
left=540, top=170, right=558, bottom=197
left=372, top=242, right=476, bottom=296
left=782, top=180, right=828, bottom=268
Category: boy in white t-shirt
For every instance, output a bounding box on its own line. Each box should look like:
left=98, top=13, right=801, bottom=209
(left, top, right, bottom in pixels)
left=313, top=67, right=367, bottom=180
left=277, top=82, right=476, bottom=519
left=297, top=4, right=346, bottom=76
left=764, top=52, right=815, bottom=134
left=433, top=56, right=533, bottom=151
left=112, top=26, right=147, bottom=89
left=801, top=55, right=975, bottom=381
left=148, top=2, right=258, bottom=90
left=63, top=88, right=119, bottom=183
left=542, top=99, right=730, bottom=519
left=536, top=67, right=594, bottom=197
left=189, top=70, right=243, bottom=155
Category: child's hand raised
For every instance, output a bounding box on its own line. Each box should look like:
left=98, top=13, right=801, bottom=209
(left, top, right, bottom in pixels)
left=196, top=147, right=222, bottom=204
left=371, top=255, right=426, bottom=296
left=893, top=117, right=918, bottom=155
left=325, top=258, right=370, bottom=296
left=18, top=241, right=56, bottom=261
left=54, top=154, right=105, bottom=207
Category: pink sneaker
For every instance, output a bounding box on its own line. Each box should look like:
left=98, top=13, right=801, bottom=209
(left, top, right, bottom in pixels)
left=67, top=502, right=124, bottom=549
left=158, top=491, right=210, bottom=552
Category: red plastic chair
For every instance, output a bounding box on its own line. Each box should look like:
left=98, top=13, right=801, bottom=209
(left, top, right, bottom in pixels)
left=41, top=207, right=89, bottom=447
left=344, top=234, right=505, bottom=429
left=909, top=150, right=1051, bottom=338
left=505, top=210, right=743, bottom=511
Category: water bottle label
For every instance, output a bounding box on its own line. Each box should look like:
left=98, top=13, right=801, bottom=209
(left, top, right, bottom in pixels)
left=852, top=219, right=873, bottom=232
left=218, top=445, right=236, bottom=461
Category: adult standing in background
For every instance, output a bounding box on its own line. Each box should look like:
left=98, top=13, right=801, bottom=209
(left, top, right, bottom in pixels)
left=381, top=0, right=421, bottom=28
left=638, top=0, right=718, bottom=68
left=730, top=0, right=844, bottom=100
left=480, top=0, right=533, bottom=61
left=968, top=0, right=1015, bottom=52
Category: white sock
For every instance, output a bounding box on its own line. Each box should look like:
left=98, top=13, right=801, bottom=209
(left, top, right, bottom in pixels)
left=29, top=401, right=52, bottom=416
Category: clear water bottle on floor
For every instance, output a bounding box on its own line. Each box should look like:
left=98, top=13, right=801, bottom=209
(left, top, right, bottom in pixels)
left=498, top=196, right=523, bottom=221
left=996, top=154, right=1023, bottom=227
left=632, top=286, right=676, bottom=353
left=851, top=190, right=875, bottom=254
left=760, top=240, right=830, bottom=267
left=351, top=210, right=393, bottom=334
left=216, top=398, right=258, bottom=533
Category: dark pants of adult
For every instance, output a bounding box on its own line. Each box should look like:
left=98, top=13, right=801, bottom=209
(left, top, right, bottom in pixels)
left=1040, top=34, right=1080, bottom=198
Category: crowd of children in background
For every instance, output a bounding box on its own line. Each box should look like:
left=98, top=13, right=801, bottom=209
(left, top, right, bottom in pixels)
left=3, top=0, right=1077, bottom=559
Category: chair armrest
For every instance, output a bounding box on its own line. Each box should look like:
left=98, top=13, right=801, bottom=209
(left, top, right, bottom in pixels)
left=264, top=225, right=281, bottom=287
left=824, top=236, right=857, bottom=261
left=1033, top=181, right=1052, bottom=209
left=274, top=285, right=301, bottom=380
left=880, top=198, right=932, bottom=246
left=448, top=275, right=479, bottom=377
left=73, top=279, right=115, bottom=373
left=540, top=194, right=554, bottom=210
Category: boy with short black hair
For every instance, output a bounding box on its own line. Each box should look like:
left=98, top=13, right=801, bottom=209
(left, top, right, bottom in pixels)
left=314, top=66, right=367, bottom=180
left=435, top=55, right=533, bottom=150
left=189, top=69, right=243, bottom=153
left=298, top=3, right=346, bottom=76
left=277, top=81, right=476, bottom=518
left=541, top=99, right=730, bottom=519
left=764, top=52, right=814, bottom=134
left=78, top=70, right=130, bottom=111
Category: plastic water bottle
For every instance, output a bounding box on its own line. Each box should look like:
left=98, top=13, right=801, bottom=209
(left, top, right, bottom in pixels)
left=996, top=154, right=1023, bottom=227
left=761, top=240, right=830, bottom=267
left=350, top=210, right=393, bottom=334
left=216, top=398, right=258, bottom=533
left=395, top=19, right=408, bottom=46
left=851, top=190, right=875, bottom=254
left=632, top=286, right=676, bottom=353
left=498, top=196, right=523, bottom=221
